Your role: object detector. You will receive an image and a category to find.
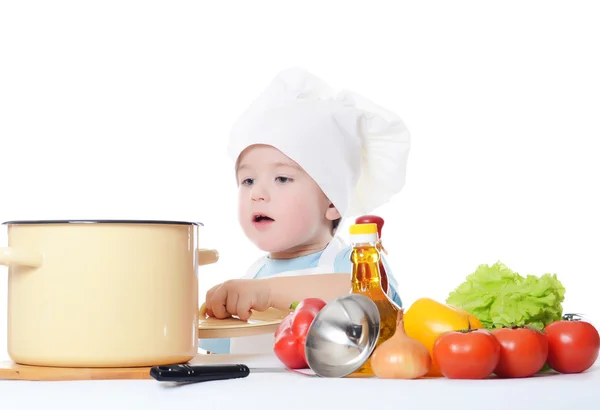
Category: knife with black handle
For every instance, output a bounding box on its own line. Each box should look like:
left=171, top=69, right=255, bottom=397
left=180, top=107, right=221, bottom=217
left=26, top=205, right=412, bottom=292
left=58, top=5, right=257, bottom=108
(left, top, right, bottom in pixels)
left=150, top=364, right=274, bottom=383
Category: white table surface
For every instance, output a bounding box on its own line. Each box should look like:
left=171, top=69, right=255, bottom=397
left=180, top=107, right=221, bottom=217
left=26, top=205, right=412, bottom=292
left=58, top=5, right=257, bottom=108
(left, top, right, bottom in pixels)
left=1, top=353, right=598, bottom=410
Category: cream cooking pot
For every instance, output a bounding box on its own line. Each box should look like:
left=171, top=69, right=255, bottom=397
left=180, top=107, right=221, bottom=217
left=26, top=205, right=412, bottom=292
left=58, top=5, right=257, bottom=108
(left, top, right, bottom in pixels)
left=0, top=219, right=219, bottom=368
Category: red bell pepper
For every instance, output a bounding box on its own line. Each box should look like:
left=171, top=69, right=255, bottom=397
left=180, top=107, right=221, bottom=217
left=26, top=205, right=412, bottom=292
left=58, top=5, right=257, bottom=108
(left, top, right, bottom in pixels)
left=273, top=298, right=327, bottom=369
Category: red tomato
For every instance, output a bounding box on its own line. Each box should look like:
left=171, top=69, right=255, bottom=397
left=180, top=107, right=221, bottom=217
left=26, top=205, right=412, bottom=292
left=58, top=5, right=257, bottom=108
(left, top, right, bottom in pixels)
left=433, top=329, right=500, bottom=379
left=544, top=316, right=600, bottom=374
left=491, top=327, right=548, bottom=378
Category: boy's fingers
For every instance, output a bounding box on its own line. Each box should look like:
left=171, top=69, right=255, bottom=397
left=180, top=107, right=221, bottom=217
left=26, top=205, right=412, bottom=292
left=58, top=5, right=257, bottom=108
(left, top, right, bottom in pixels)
left=204, top=288, right=215, bottom=317
left=226, top=291, right=239, bottom=317
left=209, top=285, right=230, bottom=319
left=211, top=302, right=229, bottom=319
left=236, top=295, right=254, bottom=321
left=252, top=295, right=271, bottom=312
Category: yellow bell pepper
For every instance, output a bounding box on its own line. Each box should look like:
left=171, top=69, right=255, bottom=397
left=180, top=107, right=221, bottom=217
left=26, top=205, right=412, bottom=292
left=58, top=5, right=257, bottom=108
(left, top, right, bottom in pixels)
left=403, top=297, right=483, bottom=377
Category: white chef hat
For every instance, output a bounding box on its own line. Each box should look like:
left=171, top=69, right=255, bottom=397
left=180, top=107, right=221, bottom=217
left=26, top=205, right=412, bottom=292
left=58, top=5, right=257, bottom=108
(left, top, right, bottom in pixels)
left=227, top=67, right=411, bottom=220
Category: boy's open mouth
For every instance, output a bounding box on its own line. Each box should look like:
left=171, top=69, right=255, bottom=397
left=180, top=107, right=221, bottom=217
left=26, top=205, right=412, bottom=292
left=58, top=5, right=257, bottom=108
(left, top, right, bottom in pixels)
left=252, top=213, right=274, bottom=224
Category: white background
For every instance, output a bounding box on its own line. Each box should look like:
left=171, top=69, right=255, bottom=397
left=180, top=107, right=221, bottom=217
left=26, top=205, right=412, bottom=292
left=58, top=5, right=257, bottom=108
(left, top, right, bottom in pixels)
left=1, top=0, right=599, bottom=362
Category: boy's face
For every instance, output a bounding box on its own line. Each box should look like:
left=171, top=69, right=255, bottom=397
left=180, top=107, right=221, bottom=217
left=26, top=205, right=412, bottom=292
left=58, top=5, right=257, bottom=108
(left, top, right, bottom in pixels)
left=235, top=144, right=340, bottom=256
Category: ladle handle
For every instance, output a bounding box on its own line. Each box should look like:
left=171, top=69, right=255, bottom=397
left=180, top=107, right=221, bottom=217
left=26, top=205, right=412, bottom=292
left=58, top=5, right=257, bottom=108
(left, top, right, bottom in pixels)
left=150, top=364, right=250, bottom=383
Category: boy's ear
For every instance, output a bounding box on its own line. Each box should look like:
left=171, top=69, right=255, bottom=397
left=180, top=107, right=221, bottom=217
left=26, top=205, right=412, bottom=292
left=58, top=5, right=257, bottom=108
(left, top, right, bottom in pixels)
left=325, top=203, right=341, bottom=221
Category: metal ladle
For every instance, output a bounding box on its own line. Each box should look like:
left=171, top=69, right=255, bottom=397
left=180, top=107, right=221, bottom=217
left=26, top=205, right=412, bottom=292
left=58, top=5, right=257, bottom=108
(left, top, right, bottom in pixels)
left=304, top=293, right=381, bottom=378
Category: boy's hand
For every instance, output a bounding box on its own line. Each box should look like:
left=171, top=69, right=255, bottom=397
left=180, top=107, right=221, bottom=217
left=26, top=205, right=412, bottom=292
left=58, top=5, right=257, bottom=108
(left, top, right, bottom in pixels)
left=204, top=279, right=272, bottom=321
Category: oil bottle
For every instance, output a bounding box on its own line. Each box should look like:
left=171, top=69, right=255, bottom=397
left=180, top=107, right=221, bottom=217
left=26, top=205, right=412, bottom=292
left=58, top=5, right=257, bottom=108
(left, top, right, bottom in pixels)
left=348, top=222, right=400, bottom=377
left=355, top=215, right=389, bottom=294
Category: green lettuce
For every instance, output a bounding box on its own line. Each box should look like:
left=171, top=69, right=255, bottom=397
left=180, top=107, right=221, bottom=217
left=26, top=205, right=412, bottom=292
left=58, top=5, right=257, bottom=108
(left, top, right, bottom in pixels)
left=446, top=261, right=566, bottom=330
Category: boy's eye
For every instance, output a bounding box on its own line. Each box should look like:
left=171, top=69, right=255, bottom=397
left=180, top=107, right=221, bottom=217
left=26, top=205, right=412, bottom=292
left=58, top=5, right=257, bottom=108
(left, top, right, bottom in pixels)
left=241, top=178, right=254, bottom=186
left=276, top=176, right=292, bottom=183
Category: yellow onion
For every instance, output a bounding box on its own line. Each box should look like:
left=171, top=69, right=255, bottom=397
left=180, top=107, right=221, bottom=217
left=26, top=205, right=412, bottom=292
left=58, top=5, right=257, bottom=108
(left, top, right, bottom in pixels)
left=371, top=310, right=432, bottom=379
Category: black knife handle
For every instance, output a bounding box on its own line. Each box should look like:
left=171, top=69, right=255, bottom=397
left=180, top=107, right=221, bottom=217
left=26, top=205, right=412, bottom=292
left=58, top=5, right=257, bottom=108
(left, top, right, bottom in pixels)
left=149, top=364, right=250, bottom=383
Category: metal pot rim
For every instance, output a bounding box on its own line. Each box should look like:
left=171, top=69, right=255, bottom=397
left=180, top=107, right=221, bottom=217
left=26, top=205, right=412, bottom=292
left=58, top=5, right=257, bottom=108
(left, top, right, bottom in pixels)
left=2, top=219, right=203, bottom=226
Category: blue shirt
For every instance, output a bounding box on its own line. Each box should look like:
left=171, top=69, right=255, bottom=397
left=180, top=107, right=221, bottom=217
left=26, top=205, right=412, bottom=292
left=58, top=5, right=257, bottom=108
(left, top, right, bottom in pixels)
left=198, top=244, right=402, bottom=354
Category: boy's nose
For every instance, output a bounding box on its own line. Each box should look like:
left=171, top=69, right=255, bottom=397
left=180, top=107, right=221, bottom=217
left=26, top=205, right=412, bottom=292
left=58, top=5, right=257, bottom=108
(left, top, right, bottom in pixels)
left=250, top=185, right=270, bottom=202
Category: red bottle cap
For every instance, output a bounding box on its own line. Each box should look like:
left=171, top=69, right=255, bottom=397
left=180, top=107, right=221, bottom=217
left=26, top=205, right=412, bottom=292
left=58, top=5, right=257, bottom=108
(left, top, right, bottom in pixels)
left=355, top=215, right=384, bottom=238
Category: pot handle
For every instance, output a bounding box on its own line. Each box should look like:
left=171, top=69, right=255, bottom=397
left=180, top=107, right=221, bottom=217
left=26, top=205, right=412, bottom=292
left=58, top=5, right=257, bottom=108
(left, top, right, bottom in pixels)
left=197, top=248, right=219, bottom=266
left=0, top=247, right=43, bottom=268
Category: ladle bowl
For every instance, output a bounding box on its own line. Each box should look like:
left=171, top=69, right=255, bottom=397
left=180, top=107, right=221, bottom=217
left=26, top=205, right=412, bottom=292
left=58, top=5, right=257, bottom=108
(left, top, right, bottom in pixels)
left=304, top=293, right=381, bottom=378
